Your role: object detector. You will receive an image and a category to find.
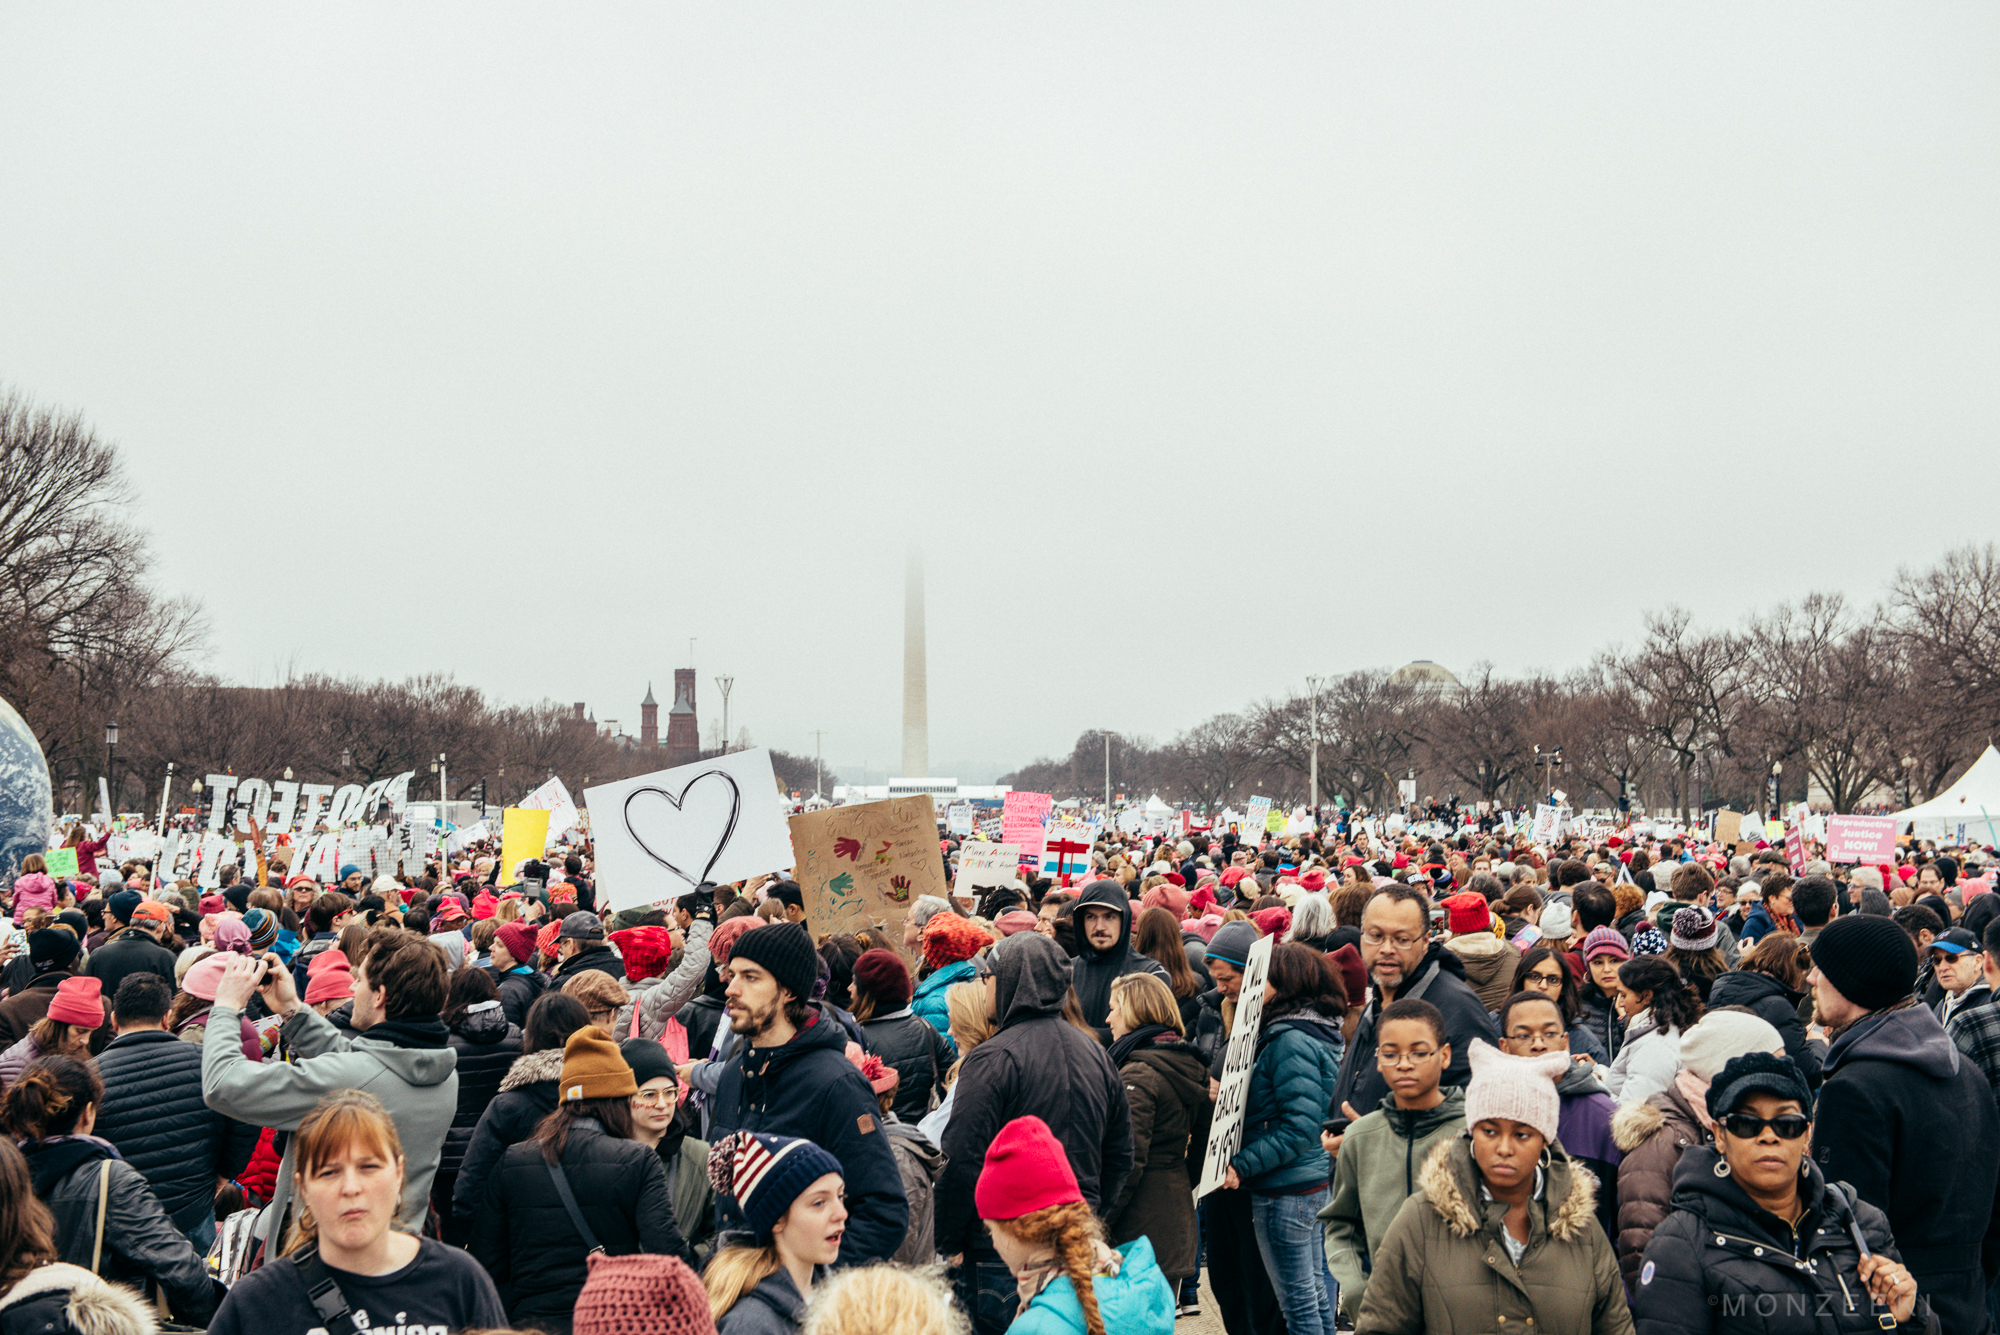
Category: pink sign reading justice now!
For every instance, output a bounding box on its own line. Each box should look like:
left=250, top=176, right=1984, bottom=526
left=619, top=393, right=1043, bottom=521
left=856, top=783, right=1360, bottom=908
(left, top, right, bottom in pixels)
left=1825, top=815, right=1898, bottom=865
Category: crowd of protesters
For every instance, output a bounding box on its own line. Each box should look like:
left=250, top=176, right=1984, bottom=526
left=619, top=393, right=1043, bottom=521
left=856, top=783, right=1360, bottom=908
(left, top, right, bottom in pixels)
left=0, top=806, right=1993, bottom=1334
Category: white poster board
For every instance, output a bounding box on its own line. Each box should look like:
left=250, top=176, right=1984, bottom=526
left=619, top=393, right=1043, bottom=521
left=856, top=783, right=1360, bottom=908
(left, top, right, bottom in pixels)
left=584, top=748, right=794, bottom=907
left=1195, top=933, right=1275, bottom=1200
left=954, top=843, right=1022, bottom=896
left=518, top=776, right=581, bottom=841
left=946, top=802, right=975, bottom=837
left=1241, top=797, right=1272, bottom=842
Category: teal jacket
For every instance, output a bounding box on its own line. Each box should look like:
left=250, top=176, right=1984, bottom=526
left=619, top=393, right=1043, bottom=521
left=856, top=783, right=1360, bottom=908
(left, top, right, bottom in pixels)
left=911, top=958, right=978, bottom=1058
left=1231, top=1013, right=1344, bottom=1192
left=1012, top=1237, right=1176, bottom=1335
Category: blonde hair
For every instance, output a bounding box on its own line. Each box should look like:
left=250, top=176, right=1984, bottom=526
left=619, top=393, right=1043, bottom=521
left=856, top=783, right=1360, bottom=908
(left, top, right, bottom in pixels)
left=942, top=981, right=995, bottom=1090
left=494, top=899, right=522, bottom=925
left=1109, top=973, right=1185, bottom=1038
left=988, top=1203, right=1109, bottom=1335
left=802, top=1262, right=967, bottom=1335
left=283, top=1090, right=405, bottom=1256
left=706, top=1242, right=783, bottom=1321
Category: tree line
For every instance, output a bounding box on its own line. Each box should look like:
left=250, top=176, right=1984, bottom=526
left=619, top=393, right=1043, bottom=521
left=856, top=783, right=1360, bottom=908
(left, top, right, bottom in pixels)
left=999, top=548, right=2000, bottom=818
left=0, top=388, right=831, bottom=817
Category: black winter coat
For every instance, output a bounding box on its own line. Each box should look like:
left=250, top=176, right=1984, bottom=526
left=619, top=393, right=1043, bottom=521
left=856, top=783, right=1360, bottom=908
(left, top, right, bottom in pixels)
left=1578, top=978, right=1627, bottom=1064
left=490, top=966, right=547, bottom=1029
left=1069, top=881, right=1169, bottom=1043
left=680, top=991, right=728, bottom=1061
left=471, top=1117, right=693, bottom=1332
left=709, top=1009, right=910, bottom=1266
left=935, top=934, right=1134, bottom=1262
left=1329, top=942, right=1497, bottom=1116
left=451, top=1049, right=562, bottom=1227
left=81, top=929, right=177, bottom=1001
left=1812, top=1001, right=2000, bottom=1335
left=443, top=1004, right=523, bottom=1176
left=92, top=1029, right=258, bottom=1231
left=859, top=1009, right=950, bottom=1123
left=1633, top=1146, right=1937, bottom=1334
left=21, top=1140, right=215, bottom=1326
left=1706, top=969, right=1825, bottom=1089
left=554, top=945, right=626, bottom=983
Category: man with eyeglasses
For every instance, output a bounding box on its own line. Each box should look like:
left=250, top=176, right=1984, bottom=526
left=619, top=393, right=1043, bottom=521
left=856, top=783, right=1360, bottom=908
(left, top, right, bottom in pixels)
left=1495, top=989, right=1620, bottom=1239
left=1327, top=884, right=1496, bottom=1122
left=1807, top=912, right=2000, bottom=1335
left=1317, top=998, right=1464, bottom=1325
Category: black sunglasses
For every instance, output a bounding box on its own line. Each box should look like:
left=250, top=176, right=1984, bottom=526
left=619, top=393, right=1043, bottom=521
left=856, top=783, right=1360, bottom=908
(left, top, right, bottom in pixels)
left=1723, top=1112, right=1810, bottom=1141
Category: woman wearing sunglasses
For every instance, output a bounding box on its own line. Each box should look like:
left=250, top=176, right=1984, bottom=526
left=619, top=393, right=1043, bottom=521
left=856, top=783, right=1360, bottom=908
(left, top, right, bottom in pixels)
left=1630, top=1052, right=1933, bottom=1333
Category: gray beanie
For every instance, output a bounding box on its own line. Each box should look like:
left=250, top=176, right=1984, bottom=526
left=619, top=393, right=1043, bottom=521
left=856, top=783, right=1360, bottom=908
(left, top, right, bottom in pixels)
left=1205, top=921, right=1259, bottom=969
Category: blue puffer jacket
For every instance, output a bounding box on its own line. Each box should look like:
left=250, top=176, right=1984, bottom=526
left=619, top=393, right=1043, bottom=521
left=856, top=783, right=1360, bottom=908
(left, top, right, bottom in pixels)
left=1231, top=1013, right=1344, bottom=1192
left=1012, top=1237, right=1176, bottom=1335
left=911, top=958, right=978, bottom=1058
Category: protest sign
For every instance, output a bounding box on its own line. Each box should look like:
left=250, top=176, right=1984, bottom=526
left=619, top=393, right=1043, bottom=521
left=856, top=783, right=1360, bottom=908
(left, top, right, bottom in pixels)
left=44, top=847, right=78, bottom=878
left=1714, top=810, right=1743, bottom=847
left=1531, top=804, right=1564, bottom=845
left=517, top=776, right=581, bottom=841
left=946, top=802, right=974, bottom=837
left=1002, top=791, right=1053, bottom=867
left=1041, top=819, right=1097, bottom=882
left=978, top=816, right=1003, bottom=841
left=955, top=843, right=1021, bottom=896
left=1785, top=823, right=1806, bottom=874
left=1825, top=814, right=1898, bottom=865
left=791, top=797, right=948, bottom=943
left=1115, top=807, right=1145, bottom=835
left=1265, top=807, right=1287, bottom=834
left=1196, top=934, right=1276, bottom=1199
left=585, top=749, right=795, bottom=909
left=1765, top=819, right=1785, bottom=841
left=1242, top=797, right=1272, bottom=842
left=500, top=808, right=551, bottom=886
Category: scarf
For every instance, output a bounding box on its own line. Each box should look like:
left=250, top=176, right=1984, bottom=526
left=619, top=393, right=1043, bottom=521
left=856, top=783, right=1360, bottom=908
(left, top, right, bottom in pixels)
left=1676, top=1070, right=1715, bottom=1132
left=1106, top=1023, right=1178, bottom=1071
left=362, top=1015, right=450, bottom=1050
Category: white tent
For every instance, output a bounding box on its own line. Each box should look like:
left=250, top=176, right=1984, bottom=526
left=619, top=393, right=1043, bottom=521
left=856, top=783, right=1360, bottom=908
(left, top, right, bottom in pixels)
left=1891, top=745, right=2000, bottom=827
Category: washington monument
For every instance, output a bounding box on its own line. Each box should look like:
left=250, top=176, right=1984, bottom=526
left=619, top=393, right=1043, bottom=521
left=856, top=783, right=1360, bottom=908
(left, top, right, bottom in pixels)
left=902, top=546, right=928, bottom=777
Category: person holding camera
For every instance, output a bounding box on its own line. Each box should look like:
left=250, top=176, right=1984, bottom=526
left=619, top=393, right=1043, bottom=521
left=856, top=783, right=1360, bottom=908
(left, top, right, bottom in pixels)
left=200, top=929, right=460, bottom=1256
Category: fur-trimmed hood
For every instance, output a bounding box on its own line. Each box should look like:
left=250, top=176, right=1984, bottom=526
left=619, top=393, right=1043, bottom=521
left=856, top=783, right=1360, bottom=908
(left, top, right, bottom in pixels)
left=1610, top=1081, right=1702, bottom=1154
left=1414, top=1135, right=1598, bottom=1244
left=0, top=1262, right=155, bottom=1335
left=498, top=1047, right=565, bottom=1092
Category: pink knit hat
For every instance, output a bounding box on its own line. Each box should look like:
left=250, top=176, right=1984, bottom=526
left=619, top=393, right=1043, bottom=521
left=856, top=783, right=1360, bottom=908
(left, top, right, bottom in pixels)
left=1462, top=1039, right=1571, bottom=1142
left=572, top=1251, right=716, bottom=1335
left=994, top=909, right=1039, bottom=936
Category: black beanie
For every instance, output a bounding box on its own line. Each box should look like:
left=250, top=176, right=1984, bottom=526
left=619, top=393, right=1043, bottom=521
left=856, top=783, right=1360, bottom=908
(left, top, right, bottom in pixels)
left=620, top=1037, right=679, bottom=1088
left=727, top=922, right=818, bottom=1005
left=1811, top=914, right=1917, bottom=1013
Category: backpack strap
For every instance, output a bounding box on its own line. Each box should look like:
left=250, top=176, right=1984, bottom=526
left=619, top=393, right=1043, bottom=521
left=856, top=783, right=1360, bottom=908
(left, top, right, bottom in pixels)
left=89, top=1160, right=110, bottom=1274
left=292, top=1244, right=368, bottom=1333
left=544, top=1157, right=605, bottom=1256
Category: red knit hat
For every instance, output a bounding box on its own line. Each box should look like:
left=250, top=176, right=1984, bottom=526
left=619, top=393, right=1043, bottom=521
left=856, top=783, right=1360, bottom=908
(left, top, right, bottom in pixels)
left=922, top=913, right=990, bottom=972
left=536, top=920, right=563, bottom=960
left=1249, top=906, right=1291, bottom=938
left=851, top=948, right=913, bottom=1007
left=1443, top=891, right=1491, bottom=935
left=1297, top=870, right=1327, bottom=892
left=976, top=1115, right=1082, bottom=1221
left=572, top=1251, right=716, bottom=1335
left=707, top=917, right=762, bottom=967
left=46, top=976, right=102, bottom=1029
left=495, top=921, right=539, bottom=967
left=610, top=926, right=675, bottom=982
left=305, top=950, right=354, bottom=1005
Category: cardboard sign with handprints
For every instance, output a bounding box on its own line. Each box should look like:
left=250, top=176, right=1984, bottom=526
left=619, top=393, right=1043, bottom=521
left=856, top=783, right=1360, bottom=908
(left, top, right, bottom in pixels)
left=790, top=796, right=948, bottom=949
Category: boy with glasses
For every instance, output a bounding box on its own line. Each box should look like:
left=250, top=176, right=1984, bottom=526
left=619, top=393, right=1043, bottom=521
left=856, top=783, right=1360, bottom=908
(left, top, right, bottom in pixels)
left=1496, top=990, right=1621, bottom=1238
left=1317, top=999, right=1464, bottom=1326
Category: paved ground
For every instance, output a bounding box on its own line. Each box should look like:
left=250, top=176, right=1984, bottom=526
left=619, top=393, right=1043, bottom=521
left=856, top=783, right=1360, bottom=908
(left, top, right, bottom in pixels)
left=1178, top=1287, right=1225, bottom=1335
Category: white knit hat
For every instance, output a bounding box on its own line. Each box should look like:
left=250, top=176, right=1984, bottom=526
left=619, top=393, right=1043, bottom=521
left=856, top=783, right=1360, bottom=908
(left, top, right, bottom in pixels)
left=1539, top=901, right=1574, bottom=941
left=1462, top=1039, right=1572, bottom=1143
left=1676, top=1009, right=1784, bottom=1083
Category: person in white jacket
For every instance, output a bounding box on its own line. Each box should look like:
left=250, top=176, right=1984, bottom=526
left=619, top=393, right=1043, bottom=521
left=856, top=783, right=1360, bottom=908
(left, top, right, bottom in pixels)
left=1602, top=955, right=1696, bottom=1107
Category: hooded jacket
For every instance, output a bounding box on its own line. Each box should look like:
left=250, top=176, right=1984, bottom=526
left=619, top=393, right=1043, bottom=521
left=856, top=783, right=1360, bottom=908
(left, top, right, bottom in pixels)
left=1232, top=1012, right=1343, bottom=1193
left=910, top=957, right=979, bottom=1058
left=452, top=1048, right=563, bottom=1228
left=554, top=942, right=626, bottom=983
left=8, top=872, right=58, bottom=925
left=491, top=964, right=547, bottom=1029
left=1329, top=941, right=1498, bottom=1117
left=1553, top=1058, right=1621, bottom=1240
left=709, top=1007, right=910, bottom=1266
left=935, top=933, right=1134, bottom=1260
left=22, top=1138, right=215, bottom=1325
left=1632, top=1146, right=1935, bottom=1335
left=861, top=1007, right=951, bottom=1124
left=1602, top=1010, right=1680, bottom=1108
left=1610, top=1080, right=1708, bottom=1296
left=1105, top=1033, right=1210, bottom=1280
left=1812, top=1000, right=2000, bottom=1335
left=1319, top=1086, right=1468, bottom=1320
left=1705, top=968, right=1825, bottom=1089
left=716, top=1265, right=814, bottom=1335
left=1576, top=980, right=1626, bottom=1066
left=202, top=1001, right=458, bottom=1252
left=884, top=1118, right=946, bottom=1268
left=0, top=1261, right=157, bottom=1335
left=441, top=1002, right=523, bottom=1179
left=1355, top=1137, right=1634, bottom=1335
left=1442, top=929, right=1518, bottom=1011
left=630, top=918, right=712, bottom=1041
left=1009, top=1236, right=1177, bottom=1335
left=1069, top=881, right=1169, bottom=1043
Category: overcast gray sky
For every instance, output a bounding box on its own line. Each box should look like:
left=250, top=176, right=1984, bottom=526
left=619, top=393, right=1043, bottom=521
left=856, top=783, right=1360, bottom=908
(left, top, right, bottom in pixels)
left=3, top=5, right=1996, bottom=784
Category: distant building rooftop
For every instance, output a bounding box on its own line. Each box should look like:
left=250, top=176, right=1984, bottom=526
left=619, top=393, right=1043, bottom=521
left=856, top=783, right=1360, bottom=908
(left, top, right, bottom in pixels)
left=1390, top=659, right=1461, bottom=687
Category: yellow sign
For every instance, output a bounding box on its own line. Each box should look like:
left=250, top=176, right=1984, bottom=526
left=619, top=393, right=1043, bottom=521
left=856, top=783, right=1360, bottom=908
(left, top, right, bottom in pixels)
left=500, top=808, right=551, bottom=886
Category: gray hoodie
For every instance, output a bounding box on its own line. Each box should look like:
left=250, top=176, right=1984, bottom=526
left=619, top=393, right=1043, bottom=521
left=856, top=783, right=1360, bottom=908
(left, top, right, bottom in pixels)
left=201, top=1003, right=458, bottom=1250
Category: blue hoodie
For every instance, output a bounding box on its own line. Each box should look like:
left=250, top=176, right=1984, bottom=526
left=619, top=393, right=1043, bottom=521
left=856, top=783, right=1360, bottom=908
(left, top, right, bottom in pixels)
left=1012, top=1237, right=1175, bottom=1335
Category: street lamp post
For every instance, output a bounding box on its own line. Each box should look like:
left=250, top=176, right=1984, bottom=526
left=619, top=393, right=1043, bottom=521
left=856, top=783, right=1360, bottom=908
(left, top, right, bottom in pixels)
left=104, top=721, right=117, bottom=819
left=1305, top=676, right=1323, bottom=814
left=1902, top=755, right=1916, bottom=807
left=1771, top=761, right=1783, bottom=818
left=714, top=675, right=735, bottom=755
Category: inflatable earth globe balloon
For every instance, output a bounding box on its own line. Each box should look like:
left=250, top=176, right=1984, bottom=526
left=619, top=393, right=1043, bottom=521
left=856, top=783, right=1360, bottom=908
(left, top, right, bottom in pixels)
left=0, top=694, right=53, bottom=886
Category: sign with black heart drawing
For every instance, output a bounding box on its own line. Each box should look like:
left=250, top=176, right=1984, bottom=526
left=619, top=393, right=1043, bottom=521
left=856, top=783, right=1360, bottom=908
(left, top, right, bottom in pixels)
left=584, top=748, right=796, bottom=909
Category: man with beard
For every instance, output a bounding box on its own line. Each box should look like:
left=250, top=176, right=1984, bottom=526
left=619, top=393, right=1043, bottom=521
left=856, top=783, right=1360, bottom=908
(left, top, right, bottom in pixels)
left=1069, top=879, right=1169, bottom=1044
left=1327, top=883, right=1495, bottom=1120
left=705, top=922, right=907, bottom=1266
